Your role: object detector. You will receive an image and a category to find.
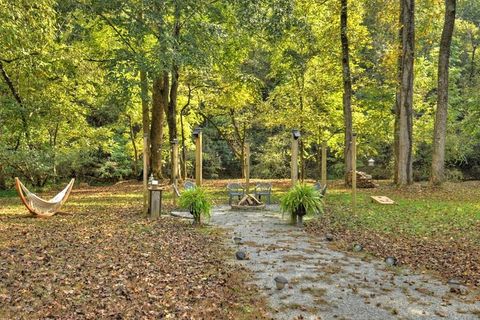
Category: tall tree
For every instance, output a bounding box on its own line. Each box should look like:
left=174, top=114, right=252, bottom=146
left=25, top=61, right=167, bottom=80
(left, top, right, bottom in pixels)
left=150, top=73, right=168, bottom=179
left=340, top=0, right=353, bottom=184
left=431, top=0, right=456, bottom=185
left=394, top=0, right=415, bottom=186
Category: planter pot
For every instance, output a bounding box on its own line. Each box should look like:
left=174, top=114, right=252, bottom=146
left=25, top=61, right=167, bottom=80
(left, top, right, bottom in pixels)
left=190, top=210, right=201, bottom=225
left=295, top=204, right=306, bottom=227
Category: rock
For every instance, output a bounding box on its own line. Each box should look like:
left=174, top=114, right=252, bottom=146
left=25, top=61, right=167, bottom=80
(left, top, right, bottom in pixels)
left=447, top=278, right=468, bottom=295
left=385, top=256, right=398, bottom=266
left=233, top=236, right=242, bottom=245
left=325, top=234, right=334, bottom=241
left=274, top=276, right=288, bottom=290
left=235, top=251, right=247, bottom=260
left=353, top=244, right=363, bottom=252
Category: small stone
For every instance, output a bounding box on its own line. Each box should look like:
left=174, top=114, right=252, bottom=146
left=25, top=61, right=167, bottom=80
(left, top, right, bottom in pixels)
left=325, top=234, right=334, bottom=241
left=385, top=256, right=398, bottom=266
left=447, top=278, right=461, bottom=286
left=353, top=244, right=363, bottom=252
left=274, top=276, right=288, bottom=290
left=434, top=310, right=448, bottom=318
left=235, top=251, right=246, bottom=260
left=448, top=278, right=468, bottom=295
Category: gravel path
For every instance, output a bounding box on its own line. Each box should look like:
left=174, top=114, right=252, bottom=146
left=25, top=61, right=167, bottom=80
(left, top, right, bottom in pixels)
left=210, top=206, right=480, bottom=320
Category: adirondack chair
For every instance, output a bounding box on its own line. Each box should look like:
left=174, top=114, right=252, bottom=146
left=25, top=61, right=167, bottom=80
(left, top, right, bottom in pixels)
left=313, top=181, right=327, bottom=196
left=227, top=182, right=245, bottom=205
left=172, top=181, right=196, bottom=198
left=184, top=181, right=196, bottom=190
left=254, top=182, right=272, bottom=204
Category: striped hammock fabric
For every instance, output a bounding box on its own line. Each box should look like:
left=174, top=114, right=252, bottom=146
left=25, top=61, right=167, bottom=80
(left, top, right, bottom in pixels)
left=15, top=177, right=75, bottom=217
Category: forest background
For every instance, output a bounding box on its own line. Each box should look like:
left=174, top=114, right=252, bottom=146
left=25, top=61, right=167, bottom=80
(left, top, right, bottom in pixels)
left=1, top=0, right=479, bottom=188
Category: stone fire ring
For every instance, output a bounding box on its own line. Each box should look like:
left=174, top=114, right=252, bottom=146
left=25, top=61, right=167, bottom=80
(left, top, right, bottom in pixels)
left=231, top=204, right=266, bottom=211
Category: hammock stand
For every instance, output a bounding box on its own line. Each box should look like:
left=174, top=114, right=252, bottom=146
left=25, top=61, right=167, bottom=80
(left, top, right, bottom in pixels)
left=15, top=177, right=75, bottom=218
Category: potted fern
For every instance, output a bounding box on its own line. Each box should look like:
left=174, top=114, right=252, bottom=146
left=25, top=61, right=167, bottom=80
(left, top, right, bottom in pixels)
left=280, top=183, right=324, bottom=226
left=179, top=187, right=212, bottom=225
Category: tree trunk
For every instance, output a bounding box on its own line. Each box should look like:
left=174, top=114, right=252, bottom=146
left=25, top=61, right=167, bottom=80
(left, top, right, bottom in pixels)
left=150, top=73, right=168, bottom=179
left=180, top=85, right=192, bottom=181
left=127, top=115, right=139, bottom=176
left=140, top=70, right=150, bottom=176
left=180, top=110, right=187, bottom=180
left=395, top=0, right=415, bottom=186
left=166, top=2, right=181, bottom=183
left=167, top=65, right=179, bottom=182
left=340, top=0, right=353, bottom=185
left=431, top=0, right=456, bottom=185
left=0, top=61, right=30, bottom=144
left=0, top=165, right=5, bottom=190
left=470, top=44, right=476, bottom=81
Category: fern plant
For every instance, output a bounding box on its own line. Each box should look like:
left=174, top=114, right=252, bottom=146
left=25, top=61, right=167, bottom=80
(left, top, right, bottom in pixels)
left=179, top=187, right=212, bottom=225
left=280, top=183, right=324, bottom=226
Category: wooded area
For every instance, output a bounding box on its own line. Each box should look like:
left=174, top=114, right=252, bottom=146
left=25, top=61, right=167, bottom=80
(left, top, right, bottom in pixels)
left=1, top=0, right=478, bottom=188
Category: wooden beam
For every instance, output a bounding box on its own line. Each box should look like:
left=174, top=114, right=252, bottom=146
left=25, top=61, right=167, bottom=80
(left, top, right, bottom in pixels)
left=245, top=143, right=250, bottom=194
left=171, top=139, right=179, bottom=207
left=321, top=141, right=327, bottom=187
left=291, top=136, right=299, bottom=185
left=143, top=134, right=149, bottom=215
left=195, top=130, right=203, bottom=186
left=352, top=133, right=357, bottom=213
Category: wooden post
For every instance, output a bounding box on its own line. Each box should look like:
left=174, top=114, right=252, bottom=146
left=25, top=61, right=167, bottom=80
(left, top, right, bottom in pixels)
left=300, top=139, right=305, bottom=183
left=291, top=132, right=299, bottom=186
left=194, top=128, right=203, bottom=187
left=321, top=141, right=327, bottom=187
left=245, top=143, right=250, bottom=194
left=143, top=134, right=149, bottom=215
left=351, top=133, right=357, bottom=213
left=171, top=139, right=179, bottom=207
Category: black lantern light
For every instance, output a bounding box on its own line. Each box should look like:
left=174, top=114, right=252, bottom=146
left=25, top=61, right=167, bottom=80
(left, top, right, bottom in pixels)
left=192, top=127, right=202, bottom=138
left=292, top=129, right=301, bottom=140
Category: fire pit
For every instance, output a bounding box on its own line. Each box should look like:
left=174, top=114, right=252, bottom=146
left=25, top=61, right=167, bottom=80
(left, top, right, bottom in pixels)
left=231, top=194, right=266, bottom=210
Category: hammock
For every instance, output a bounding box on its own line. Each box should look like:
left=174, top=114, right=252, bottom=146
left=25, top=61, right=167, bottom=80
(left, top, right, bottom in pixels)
left=15, top=177, right=75, bottom=217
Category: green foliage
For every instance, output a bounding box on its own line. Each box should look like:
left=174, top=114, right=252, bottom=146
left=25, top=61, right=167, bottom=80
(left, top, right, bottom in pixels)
left=1, top=0, right=480, bottom=184
left=280, top=183, right=323, bottom=223
left=179, top=187, right=212, bottom=224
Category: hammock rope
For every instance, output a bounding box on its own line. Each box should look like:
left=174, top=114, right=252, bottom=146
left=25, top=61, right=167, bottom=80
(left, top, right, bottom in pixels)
left=15, top=177, right=75, bottom=217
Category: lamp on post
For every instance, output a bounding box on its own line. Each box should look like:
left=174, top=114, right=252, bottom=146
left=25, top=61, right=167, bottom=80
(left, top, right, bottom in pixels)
left=192, top=127, right=202, bottom=138
left=292, top=129, right=301, bottom=140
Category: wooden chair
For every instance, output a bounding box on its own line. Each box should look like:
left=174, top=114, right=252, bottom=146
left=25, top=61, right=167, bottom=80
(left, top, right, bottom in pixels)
left=254, top=182, right=272, bottom=204
left=227, top=183, right=245, bottom=205
left=184, top=181, right=196, bottom=190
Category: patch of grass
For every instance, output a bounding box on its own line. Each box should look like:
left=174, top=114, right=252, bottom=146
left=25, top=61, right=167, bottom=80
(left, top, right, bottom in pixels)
left=322, top=183, right=480, bottom=241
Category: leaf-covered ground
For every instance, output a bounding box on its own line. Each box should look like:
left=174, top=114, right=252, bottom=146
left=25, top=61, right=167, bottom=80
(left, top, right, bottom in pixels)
left=0, top=182, right=269, bottom=319
left=305, top=180, right=480, bottom=287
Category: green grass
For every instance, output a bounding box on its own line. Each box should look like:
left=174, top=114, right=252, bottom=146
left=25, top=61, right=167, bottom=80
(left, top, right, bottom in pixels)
left=322, top=184, right=480, bottom=244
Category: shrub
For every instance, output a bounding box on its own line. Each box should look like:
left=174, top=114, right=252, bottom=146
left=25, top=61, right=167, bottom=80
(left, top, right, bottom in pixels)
left=280, top=183, right=323, bottom=226
left=179, top=187, right=212, bottom=225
